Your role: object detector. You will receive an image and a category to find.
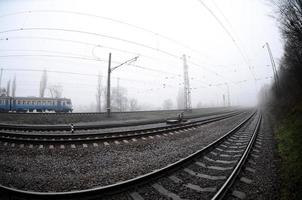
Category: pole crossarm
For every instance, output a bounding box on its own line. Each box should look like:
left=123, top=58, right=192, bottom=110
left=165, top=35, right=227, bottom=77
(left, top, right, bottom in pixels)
left=111, top=56, right=139, bottom=72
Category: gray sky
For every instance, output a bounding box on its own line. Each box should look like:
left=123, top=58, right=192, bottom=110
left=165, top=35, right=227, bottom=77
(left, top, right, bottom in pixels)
left=0, top=0, right=283, bottom=111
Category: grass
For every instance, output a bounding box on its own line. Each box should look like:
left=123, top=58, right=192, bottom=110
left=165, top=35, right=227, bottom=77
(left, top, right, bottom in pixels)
left=276, top=103, right=302, bottom=200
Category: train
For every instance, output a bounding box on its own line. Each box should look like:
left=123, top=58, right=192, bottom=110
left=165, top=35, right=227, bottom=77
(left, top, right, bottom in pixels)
left=0, top=96, right=73, bottom=113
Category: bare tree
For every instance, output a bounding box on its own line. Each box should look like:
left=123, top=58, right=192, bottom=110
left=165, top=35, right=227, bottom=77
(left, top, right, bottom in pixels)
left=96, top=73, right=102, bottom=112
left=48, top=84, right=63, bottom=98
left=39, top=70, right=47, bottom=97
left=162, top=99, right=173, bottom=110
left=6, top=80, right=10, bottom=96
left=196, top=101, right=203, bottom=108
left=111, top=86, right=128, bottom=111
left=11, top=75, right=16, bottom=97
left=129, top=98, right=139, bottom=111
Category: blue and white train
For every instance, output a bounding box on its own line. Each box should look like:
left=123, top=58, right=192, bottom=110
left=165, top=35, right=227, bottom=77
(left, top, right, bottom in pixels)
left=0, top=96, right=73, bottom=112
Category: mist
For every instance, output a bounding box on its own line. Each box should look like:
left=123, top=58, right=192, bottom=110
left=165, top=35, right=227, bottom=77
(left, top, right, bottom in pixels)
left=0, top=0, right=283, bottom=112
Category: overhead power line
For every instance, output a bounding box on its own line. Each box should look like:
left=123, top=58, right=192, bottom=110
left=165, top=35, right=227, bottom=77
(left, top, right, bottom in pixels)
left=1, top=68, right=173, bottom=86
left=196, top=0, right=256, bottom=80
left=0, top=9, right=208, bottom=58
left=0, top=27, right=181, bottom=59
left=0, top=28, right=240, bottom=83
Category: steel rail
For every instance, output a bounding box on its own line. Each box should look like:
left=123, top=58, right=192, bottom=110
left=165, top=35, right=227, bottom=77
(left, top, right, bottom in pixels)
left=0, top=111, right=243, bottom=143
left=211, top=112, right=262, bottom=200
left=0, top=111, right=257, bottom=200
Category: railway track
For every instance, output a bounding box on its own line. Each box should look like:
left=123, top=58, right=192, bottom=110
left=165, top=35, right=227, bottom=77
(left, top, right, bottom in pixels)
left=0, top=111, right=261, bottom=200
left=0, top=110, right=239, bottom=131
left=0, top=111, right=244, bottom=144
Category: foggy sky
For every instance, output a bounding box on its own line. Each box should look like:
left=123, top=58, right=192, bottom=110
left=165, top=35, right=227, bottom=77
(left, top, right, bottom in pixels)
left=0, top=0, right=283, bottom=111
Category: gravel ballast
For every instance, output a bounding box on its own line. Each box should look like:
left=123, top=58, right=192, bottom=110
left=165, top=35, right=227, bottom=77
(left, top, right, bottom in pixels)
left=0, top=111, right=252, bottom=192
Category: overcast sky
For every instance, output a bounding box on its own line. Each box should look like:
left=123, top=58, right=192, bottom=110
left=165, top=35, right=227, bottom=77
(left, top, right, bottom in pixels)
left=0, top=0, right=283, bottom=111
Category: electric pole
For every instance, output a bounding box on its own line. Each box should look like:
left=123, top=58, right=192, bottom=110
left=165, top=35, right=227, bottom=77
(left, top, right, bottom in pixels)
left=183, top=54, right=192, bottom=111
left=106, top=53, right=112, bottom=117
left=263, top=42, right=280, bottom=94
left=106, top=53, right=138, bottom=117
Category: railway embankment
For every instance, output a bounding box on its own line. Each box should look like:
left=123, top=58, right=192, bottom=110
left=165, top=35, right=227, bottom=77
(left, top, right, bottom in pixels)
left=274, top=104, right=302, bottom=200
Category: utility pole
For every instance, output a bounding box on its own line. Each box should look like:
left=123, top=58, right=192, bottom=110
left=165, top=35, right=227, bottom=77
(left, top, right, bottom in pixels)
left=106, top=53, right=112, bottom=117
left=183, top=54, right=192, bottom=111
left=106, top=53, right=138, bottom=117
left=263, top=42, right=280, bottom=94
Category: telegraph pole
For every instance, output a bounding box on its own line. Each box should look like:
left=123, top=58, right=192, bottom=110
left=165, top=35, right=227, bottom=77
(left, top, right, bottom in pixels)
left=183, top=54, right=192, bottom=111
left=106, top=53, right=112, bottom=117
left=264, top=42, right=280, bottom=94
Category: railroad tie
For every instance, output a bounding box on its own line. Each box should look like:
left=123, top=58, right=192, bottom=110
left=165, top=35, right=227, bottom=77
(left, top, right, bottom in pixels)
left=152, top=183, right=182, bottom=200
left=129, top=192, right=144, bottom=200
left=184, top=168, right=226, bottom=180
left=195, top=161, right=233, bottom=171
left=204, top=156, right=236, bottom=164
left=240, top=177, right=253, bottom=184
left=123, top=140, right=129, bottom=143
left=232, top=190, right=247, bottom=199
left=169, top=175, right=183, bottom=183
left=185, top=183, right=217, bottom=193
left=245, top=167, right=256, bottom=173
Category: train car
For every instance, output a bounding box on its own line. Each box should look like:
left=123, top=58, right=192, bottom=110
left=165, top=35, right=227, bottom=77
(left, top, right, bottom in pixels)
left=0, top=96, right=73, bottom=113
left=0, top=96, right=11, bottom=112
